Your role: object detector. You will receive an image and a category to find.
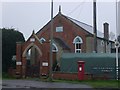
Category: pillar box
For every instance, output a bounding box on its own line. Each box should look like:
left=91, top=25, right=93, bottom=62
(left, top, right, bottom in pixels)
left=77, top=61, right=85, bottom=80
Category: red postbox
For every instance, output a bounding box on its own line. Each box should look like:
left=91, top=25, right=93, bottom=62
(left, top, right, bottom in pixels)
left=77, top=61, right=85, bottom=80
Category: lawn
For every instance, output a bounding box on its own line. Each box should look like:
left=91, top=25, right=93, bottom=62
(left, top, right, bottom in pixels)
left=2, top=72, right=16, bottom=80
left=53, top=79, right=120, bottom=89
left=2, top=73, right=120, bottom=89
left=81, top=80, right=120, bottom=88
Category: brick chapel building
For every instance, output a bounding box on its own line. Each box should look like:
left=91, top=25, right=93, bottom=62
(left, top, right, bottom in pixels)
left=16, top=8, right=115, bottom=78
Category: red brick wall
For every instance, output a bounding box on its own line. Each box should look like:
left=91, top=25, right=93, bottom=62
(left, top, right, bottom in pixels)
left=53, top=72, right=94, bottom=80
left=16, top=42, right=22, bottom=76
left=8, top=67, right=16, bottom=77
left=53, top=72, right=78, bottom=80
left=36, top=14, right=90, bottom=53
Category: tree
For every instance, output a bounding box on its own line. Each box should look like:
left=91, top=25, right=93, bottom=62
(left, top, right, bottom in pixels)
left=1, top=28, right=25, bottom=72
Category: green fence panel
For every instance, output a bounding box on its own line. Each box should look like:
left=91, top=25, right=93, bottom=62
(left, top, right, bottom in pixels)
left=60, top=53, right=120, bottom=79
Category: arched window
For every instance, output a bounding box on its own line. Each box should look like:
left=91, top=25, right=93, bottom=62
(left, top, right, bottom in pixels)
left=52, top=43, right=58, bottom=52
left=40, top=37, right=46, bottom=43
left=73, top=36, right=83, bottom=53
left=101, top=40, right=104, bottom=46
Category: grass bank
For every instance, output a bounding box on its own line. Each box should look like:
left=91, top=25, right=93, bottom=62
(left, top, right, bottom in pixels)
left=81, top=80, right=119, bottom=88
left=2, top=72, right=16, bottom=80
left=53, top=79, right=120, bottom=88
left=2, top=74, right=120, bottom=89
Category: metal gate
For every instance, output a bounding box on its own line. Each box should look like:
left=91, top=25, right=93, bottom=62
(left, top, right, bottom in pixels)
left=26, top=60, right=40, bottom=77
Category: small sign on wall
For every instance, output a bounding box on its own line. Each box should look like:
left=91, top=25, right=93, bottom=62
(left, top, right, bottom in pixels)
left=42, top=62, right=48, bottom=66
left=16, top=62, right=22, bottom=65
left=56, top=26, right=63, bottom=32
left=30, top=38, right=35, bottom=42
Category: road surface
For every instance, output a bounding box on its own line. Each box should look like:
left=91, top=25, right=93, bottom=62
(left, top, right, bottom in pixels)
left=2, top=79, right=92, bottom=89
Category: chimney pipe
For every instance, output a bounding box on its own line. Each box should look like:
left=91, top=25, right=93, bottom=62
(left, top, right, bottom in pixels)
left=104, top=22, right=109, bottom=40
left=103, top=22, right=109, bottom=53
left=93, top=0, right=97, bottom=53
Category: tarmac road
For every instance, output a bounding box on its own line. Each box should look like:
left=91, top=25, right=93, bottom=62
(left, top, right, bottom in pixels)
left=2, top=79, right=92, bottom=89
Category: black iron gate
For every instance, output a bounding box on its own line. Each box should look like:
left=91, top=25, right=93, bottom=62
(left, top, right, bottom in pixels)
left=26, top=60, right=40, bottom=77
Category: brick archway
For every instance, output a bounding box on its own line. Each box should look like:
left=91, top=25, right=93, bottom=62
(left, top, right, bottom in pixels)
left=22, top=43, right=42, bottom=58
left=22, top=43, right=42, bottom=78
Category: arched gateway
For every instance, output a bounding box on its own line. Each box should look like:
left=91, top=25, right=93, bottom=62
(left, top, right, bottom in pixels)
left=22, top=43, right=42, bottom=77
left=16, top=31, right=50, bottom=78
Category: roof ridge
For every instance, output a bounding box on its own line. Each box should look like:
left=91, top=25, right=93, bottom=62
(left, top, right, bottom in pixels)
left=35, top=13, right=115, bottom=41
left=65, top=15, right=93, bottom=28
left=65, top=15, right=114, bottom=41
left=63, top=14, right=105, bottom=39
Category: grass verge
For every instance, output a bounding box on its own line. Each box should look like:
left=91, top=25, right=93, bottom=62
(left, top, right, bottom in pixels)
left=2, top=72, right=16, bottom=80
left=53, top=79, right=120, bottom=88
left=2, top=74, right=120, bottom=89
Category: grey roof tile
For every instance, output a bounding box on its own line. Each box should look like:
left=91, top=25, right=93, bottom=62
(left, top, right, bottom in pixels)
left=66, top=16, right=115, bottom=41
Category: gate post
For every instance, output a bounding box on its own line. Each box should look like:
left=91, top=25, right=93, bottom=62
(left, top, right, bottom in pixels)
left=16, top=42, right=22, bottom=78
left=22, top=57, right=26, bottom=78
left=77, top=61, right=85, bottom=80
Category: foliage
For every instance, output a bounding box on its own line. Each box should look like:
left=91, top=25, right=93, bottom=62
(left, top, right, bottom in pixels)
left=2, top=72, right=15, bottom=79
left=1, top=28, right=25, bottom=72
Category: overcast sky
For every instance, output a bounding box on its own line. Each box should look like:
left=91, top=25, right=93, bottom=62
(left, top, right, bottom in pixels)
left=1, top=0, right=120, bottom=40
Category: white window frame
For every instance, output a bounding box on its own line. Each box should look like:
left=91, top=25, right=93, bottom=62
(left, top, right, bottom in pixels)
left=52, top=43, right=58, bottom=52
left=40, top=37, right=46, bottom=43
left=75, top=43, right=82, bottom=53
left=101, top=40, right=104, bottom=46
left=56, top=26, right=63, bottom=32
left=73, top=36, right=83, bottom=53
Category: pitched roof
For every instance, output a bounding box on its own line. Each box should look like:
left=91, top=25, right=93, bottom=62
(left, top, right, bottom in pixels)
left=36, top=13, right=115, bottom=41
left=65, top=15, right=115, bottom=41
left=53, top=37, right=71, bottom=50
left=67, top=16, right=104, bottom=38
